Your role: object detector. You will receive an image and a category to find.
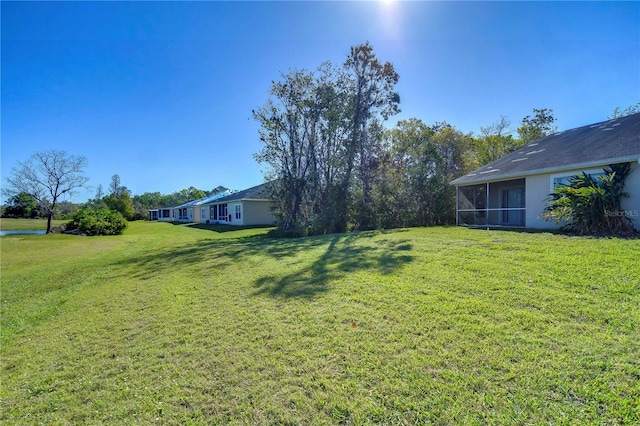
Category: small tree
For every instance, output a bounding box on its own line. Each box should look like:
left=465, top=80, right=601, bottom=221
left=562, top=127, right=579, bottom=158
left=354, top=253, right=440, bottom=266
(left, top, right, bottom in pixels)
left=6, top=150, right=89, bottom=233
left=542, top=163, right=636, bottom=236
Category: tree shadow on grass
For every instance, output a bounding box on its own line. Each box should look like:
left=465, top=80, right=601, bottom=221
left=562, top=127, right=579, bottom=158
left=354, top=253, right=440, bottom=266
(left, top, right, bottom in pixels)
left=252, top=232, right=414, bottom=299
left=110, top=231, right=414, bottom=299
left=186, top=223, right=275, bottom=233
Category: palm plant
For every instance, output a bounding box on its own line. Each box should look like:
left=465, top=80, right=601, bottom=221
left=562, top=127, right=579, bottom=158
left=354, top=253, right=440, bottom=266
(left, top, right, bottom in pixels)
left=543, top=162, right=635, bottom=235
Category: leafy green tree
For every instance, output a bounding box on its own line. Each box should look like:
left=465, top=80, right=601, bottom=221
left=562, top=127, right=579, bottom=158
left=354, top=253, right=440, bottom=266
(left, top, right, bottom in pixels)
left=517, top=108, right=557, bottom=144
left=103, top=191, right=136, bottom=220
left=338, top=42, right=400, bottom=233
left=253, top=68, right=320, bottom=231
left=3, top=192, right=38, bottom=218
left=6, top=150, right=89, bottom=233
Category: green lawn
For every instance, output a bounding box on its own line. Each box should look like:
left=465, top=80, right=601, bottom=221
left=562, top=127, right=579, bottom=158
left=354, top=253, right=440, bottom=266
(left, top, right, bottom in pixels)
left=1, top=222, right=639, bottom=424
left=0, top=218, right=67, bottom=231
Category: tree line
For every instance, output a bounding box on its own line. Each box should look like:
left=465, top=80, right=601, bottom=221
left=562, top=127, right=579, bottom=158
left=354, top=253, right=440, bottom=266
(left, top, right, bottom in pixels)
left=254, top=42, right=558, bottom=236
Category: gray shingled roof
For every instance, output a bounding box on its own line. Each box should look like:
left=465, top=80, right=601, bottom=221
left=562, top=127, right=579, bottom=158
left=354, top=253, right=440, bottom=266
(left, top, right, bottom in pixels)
left=451, top=112, right=640, bottom=186
left=204, top=182, right=272, bottom=204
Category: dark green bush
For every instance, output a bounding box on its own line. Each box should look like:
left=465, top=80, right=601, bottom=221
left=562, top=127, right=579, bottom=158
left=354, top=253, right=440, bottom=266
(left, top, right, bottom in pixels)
left=66, top=208, right=128, bottom=236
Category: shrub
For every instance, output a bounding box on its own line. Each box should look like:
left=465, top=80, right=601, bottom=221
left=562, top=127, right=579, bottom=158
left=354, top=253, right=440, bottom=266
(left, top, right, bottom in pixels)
left=66, top=208, right=128, bottom=236
left=542, top=163, right=637, bottom=236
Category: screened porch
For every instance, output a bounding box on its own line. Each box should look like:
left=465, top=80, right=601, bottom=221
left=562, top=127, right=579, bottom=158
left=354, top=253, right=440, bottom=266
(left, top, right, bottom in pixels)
left=456, top=179, right=526, bottom=227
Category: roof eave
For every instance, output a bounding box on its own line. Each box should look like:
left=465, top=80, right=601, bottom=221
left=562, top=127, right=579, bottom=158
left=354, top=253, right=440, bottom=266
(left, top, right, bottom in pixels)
left=451, top=154, right=640, bottom=186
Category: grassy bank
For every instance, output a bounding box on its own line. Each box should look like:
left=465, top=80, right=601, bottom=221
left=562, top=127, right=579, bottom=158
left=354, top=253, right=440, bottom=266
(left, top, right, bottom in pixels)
left=1, top=222, right=639, bottom=424
left=0, top=218, right=67, bottom=231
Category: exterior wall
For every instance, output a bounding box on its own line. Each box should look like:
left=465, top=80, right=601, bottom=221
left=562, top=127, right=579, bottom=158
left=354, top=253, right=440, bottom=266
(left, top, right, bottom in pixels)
left=242, top=200, right=275, bottom=226
left=525, top=174, right=557, bottom=229
left=191, top=207, right=201, bottom=223
left=229, top=202, right=242, bottom=225
left=621, top=161, right=640, bottom=230
left=525, top=160, right=640, bottom=230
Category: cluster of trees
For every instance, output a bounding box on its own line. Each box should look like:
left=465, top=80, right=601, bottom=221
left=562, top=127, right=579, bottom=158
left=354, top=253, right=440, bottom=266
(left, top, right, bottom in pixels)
left=254, top=42, right=558, bottom=236
left=86, top=175, right=227, bottom=221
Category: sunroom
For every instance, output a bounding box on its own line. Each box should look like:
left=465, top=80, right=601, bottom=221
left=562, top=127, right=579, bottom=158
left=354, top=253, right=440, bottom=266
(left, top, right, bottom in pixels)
left=456, top=179, right=525, bottom=227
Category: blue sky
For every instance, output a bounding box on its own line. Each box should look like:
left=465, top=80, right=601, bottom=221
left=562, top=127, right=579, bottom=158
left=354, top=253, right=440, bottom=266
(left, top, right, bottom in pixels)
left=2, top=1, right=638, bottom=202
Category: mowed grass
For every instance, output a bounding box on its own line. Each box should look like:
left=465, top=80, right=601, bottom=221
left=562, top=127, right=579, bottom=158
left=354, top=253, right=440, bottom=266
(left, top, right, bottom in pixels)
left=1, top=222, right=639, bottom=424
left=0, top=218, right=67, bottom=231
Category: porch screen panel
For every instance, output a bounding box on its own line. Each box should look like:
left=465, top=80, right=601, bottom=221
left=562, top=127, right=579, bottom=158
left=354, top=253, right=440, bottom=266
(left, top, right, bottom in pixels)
left=457, top=183, right=487, bottom=226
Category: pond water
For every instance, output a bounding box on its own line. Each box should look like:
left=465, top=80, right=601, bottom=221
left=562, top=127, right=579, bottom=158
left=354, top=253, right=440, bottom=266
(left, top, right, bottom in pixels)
left=0, top=230, right=47, bottom=236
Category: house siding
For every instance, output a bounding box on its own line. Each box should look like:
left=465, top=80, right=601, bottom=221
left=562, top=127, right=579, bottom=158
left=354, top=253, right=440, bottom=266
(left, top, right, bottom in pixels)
left=524, top=160, right=640, bottom=230
left=242, top=200, right=275, bottom=226
left=621, top=161, right=640, bottom=230
left=525, top=174, right=556, bottom=229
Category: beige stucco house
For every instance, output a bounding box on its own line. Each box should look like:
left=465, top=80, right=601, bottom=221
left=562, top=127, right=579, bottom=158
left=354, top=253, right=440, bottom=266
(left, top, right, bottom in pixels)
left=451, top=113, right=640, bottom=230
left=199, top=183, right=275, bottom=226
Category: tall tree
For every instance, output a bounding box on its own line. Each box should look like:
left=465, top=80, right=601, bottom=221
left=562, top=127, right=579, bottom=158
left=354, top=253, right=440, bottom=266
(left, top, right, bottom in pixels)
left=254, top=43, right=400, bottom=235
left=253, top=68, right=320, bottom=230
left=95, top=184, right=104, bottom=201
left=109, top=174, right=123, bottom=195
left=517, top=108, right=557, bottom=144
left=6, top=150, right=89, bottom=233
left=338, top=42, right=400, bottom=232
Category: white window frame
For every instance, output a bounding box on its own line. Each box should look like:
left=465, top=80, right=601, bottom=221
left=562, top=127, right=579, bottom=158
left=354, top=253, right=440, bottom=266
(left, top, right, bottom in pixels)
left=235, top=204, right=242, bottom=220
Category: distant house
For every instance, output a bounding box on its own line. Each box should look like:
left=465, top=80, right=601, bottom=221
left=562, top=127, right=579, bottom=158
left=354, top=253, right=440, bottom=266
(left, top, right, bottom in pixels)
left=450, top=113, right=640, bottom=230
left=200, top=183, right=275, bottom=226
left=151, top=190, right=233, bottom=222
left=150, top=183, right=275, bottom=226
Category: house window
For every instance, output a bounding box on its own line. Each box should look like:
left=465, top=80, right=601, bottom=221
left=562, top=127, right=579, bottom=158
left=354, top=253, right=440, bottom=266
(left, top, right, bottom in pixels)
left=210, top=205, right=218, bottom=221
left=235, top=205, right=241, bottom=220
left=550, top=168, right=605, bottom=191
left=162, top=209, right=170, bottom=218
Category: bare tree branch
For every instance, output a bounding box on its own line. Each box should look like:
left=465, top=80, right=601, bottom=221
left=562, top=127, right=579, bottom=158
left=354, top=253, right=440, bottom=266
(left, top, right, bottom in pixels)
left=6, top=150, right=89, bottom=233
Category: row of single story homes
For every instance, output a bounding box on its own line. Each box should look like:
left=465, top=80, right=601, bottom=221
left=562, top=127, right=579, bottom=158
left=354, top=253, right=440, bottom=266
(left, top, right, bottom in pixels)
left=148, top=183, right=276, bottom=226
left=149, top=113, right=640, bottom=230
